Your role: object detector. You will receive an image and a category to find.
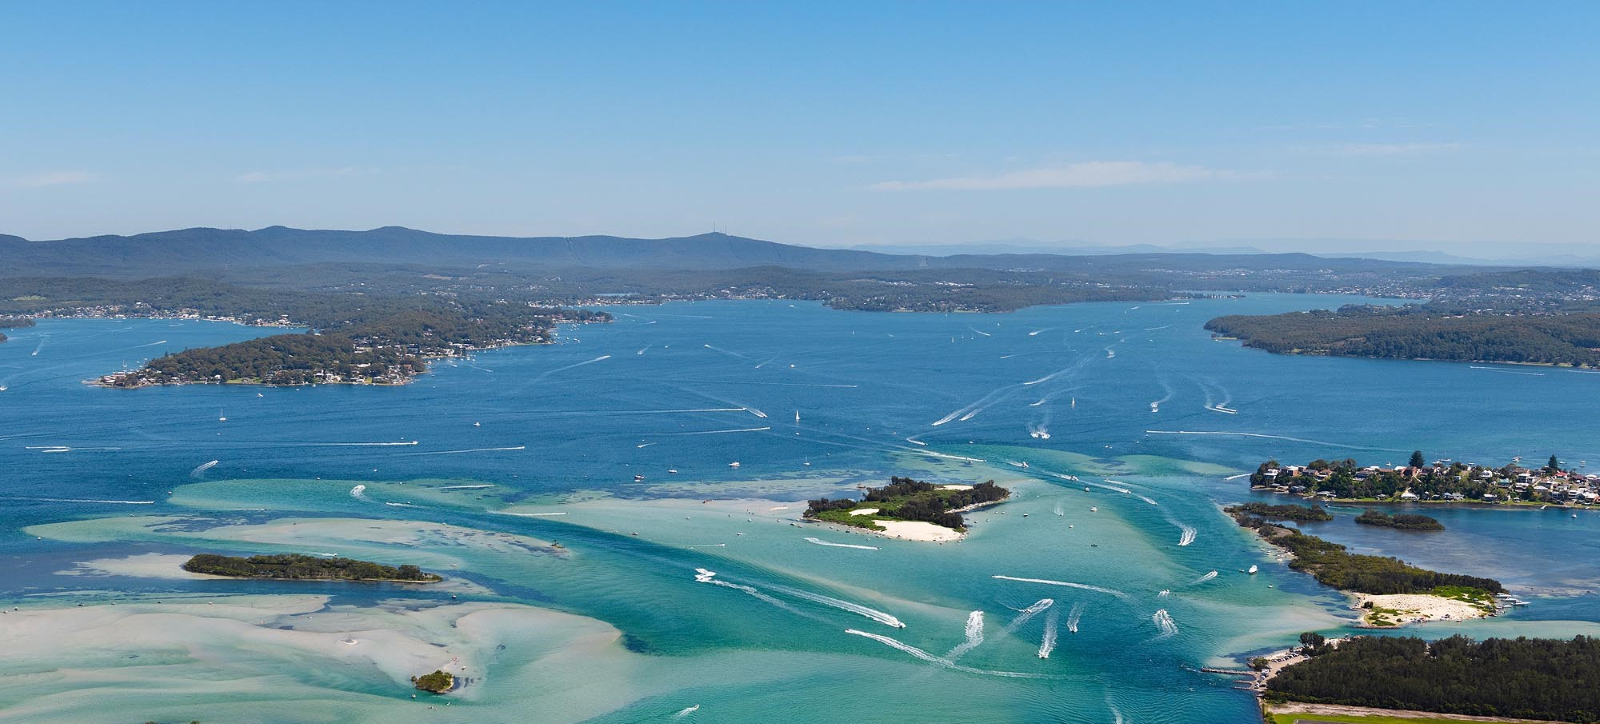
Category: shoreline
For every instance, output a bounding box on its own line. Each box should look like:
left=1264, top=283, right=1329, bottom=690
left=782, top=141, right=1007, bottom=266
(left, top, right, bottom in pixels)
left=1249, top=487, right=1590, bottom=509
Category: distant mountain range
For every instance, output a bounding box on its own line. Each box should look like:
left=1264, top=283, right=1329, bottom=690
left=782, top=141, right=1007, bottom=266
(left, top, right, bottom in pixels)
left=851, top=237, right=1600, bottom=267
left=1, top=226, right=1489, bottom=279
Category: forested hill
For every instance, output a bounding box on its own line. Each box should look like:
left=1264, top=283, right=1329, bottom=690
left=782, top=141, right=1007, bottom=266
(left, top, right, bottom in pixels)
left=0, top=225, right=1471, bottom=279
left=1206, top=306, right=1600, bottom=367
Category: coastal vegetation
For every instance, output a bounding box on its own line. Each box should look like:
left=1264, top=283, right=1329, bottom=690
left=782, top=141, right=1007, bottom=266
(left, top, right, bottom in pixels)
left=1355, top=510, right=1445, bottom=531
left=412, top=670, right=455, bottom=694
left=0, top=315, right=30, bottom=343
left=5, top=277, right=613, bottom=387
left=805, top=477, right=1010, bottom=531
left=1248, top=455, right=1598, bottom=505
left=1267, top=634, right=1600, bottom=722
left=1226, top=513, right=1501, bottom=596
left=181, top=553, right=441, bottom=582
left=1225, top=502, right=1333, bottom=522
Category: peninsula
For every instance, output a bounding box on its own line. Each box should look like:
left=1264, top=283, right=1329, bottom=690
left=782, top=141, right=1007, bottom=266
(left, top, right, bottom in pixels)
left=1248, top=452, right=1599, bottom=505
left=804, top=476, right=1010, bottom=542
left=14, top=278, right=615, bottom=387
left=181, top=553, right=442, bottom=582
left=1225, top=504, right=1502, bottom=627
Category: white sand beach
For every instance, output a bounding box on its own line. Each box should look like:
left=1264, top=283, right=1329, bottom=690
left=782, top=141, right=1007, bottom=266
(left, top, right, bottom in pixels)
left=872, top=520, right=964, bottom=543
left=1354, top=593, right=1491, bottom=626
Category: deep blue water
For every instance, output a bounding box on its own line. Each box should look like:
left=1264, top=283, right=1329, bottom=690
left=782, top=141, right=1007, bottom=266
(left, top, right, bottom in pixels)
left=3, top=295, right=1599, bottom=723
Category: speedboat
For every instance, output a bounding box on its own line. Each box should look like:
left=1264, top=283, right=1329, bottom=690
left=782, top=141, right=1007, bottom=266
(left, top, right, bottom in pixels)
left=1248, top=565, right=1259, bottom=574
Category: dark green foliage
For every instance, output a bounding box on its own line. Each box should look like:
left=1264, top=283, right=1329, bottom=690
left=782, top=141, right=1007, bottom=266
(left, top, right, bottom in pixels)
left=805, top=476, right=1009, bottom=531
left=1225, top=515, right=1501, bottom=595
left=1226, top=502, right=1333, bottom=522
left=181, top=553, right=441, bottom=582
left=1356, top=509, right=1445, bottom=531
left=123, top=333, right=424, bottom=386
left=1205, top=304, right=1600, bottom=367
left=2, top=276, right=606, bottom=386
left=412, top=670, right=454, bottom=694
left=1410, top=450, right=1427, bottom=468
left=0, top=316, right=33, bottom=328
left=1267, top=634, right=1600, bottom=722
left=1252, top=458, right=1501, bottom=501
left=1298, top=631, right=1328, bottom=656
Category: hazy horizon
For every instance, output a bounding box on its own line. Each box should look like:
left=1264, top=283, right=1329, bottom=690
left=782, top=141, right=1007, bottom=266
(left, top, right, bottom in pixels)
left=4, top=2, right=1597, bottom=248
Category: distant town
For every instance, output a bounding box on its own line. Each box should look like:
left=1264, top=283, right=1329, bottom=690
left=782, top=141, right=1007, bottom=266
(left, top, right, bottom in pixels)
left=1250, top=452, right=1600, bottom=505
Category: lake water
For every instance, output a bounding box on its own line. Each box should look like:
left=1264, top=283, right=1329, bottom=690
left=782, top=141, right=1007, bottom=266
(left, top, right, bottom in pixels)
left=2, top=295, right=1598, bottom=723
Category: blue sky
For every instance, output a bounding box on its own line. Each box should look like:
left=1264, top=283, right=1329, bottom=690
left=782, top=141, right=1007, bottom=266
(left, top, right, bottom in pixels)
left=2, top=2, right=1596, bottom=248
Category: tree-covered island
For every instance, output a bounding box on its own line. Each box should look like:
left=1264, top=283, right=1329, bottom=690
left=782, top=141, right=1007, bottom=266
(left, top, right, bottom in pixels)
left=804, top=477, right=1010, bottom=533
left=1355, top=509, right=1445, bottom=531
left=1249, top=452, right=1600, bottom=505
left=182, top=553, right=442, bottom=582
left=412, top=670, right=455, bottom=694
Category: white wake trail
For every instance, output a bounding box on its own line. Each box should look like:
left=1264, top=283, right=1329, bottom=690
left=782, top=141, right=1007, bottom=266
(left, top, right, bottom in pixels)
left=1151, top=609, right=1178, bottom=639
left=1003, top=599, right=1054, bottom=635
left=944, top=610, right=985, bottom=660
left=1066, top=602, right=1084, bottom=633
left=693, top=569, right=814, bottom=619
left=770, top=585, right=905, bottom=628
left=1038, top=607, right=1059, bottom=658
left=655, top=426, right=771, bottom=436
left=844, top=630, right=1053, bottom=679
left=805, top=537, right=879, bottom=551
left=190, top=460, right=220, bottom=478
left=992, top=575, right=1134, bottom=603
left=1192, top=570, right=1218, bottom=584
left=532, top=354, right=611, bottom=382
left=1144, top=430, right=1405, bottom=452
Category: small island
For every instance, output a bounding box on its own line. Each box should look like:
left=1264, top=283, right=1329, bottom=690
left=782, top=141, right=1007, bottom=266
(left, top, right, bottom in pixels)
left=1225, top=502, right=1332, bottom=522
left=1355, top=509, right=1445, bottom=531
left=805, top=477, right=1010, bottom=542
left=1262, top=633, right=1600, bottom=723
left=1225, top=507, right=1501, bottom=627
left=181, top=553, right=442, bottom=582
left=412, top=670, right=455, bottom=694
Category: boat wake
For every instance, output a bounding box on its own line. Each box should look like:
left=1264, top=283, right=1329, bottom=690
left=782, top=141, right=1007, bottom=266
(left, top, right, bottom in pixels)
left=1151, top=609, right=1178, bottom=640
left=1176, top=522, right=1197, bottom=546
left=410, top=446, right=527, bottom=455
left=1470, top=365, right=1546, bottom=376
left=2, top=497, right=153, bottom=505
left=654, top=427, right=772, bottom=436
left=1003, top=599, right=1054, bottom=635
left=673, top=704, right=700, bottom=718
left=804, top=537, right=879, bottom=551
left=189, top=460, right=220, bottom=478
left=1143, top=430, right=1405, bottom=452
left=944, top=610, right=985, bottom=660
left=1191, top=570, right=1218, bottom=584
left=992, top=575, right=1133, bottom=603
left=769, top=584, right=906, bottom=628
left=349, top=484, right=367, bottom=499
left=1038, top=607, right=1059, bottom=658
left=693, top=569, right=814, bottom=619
left=1066, top=602, right=1084, bottom=633
left=844, top=629, right=1053, bottom=679
left=532, top=354, right=611, bottom=383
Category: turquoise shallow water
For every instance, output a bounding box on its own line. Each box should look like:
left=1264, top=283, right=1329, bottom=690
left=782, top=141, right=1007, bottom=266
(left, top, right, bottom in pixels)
left=2, top=296, right=1599, bottom=723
